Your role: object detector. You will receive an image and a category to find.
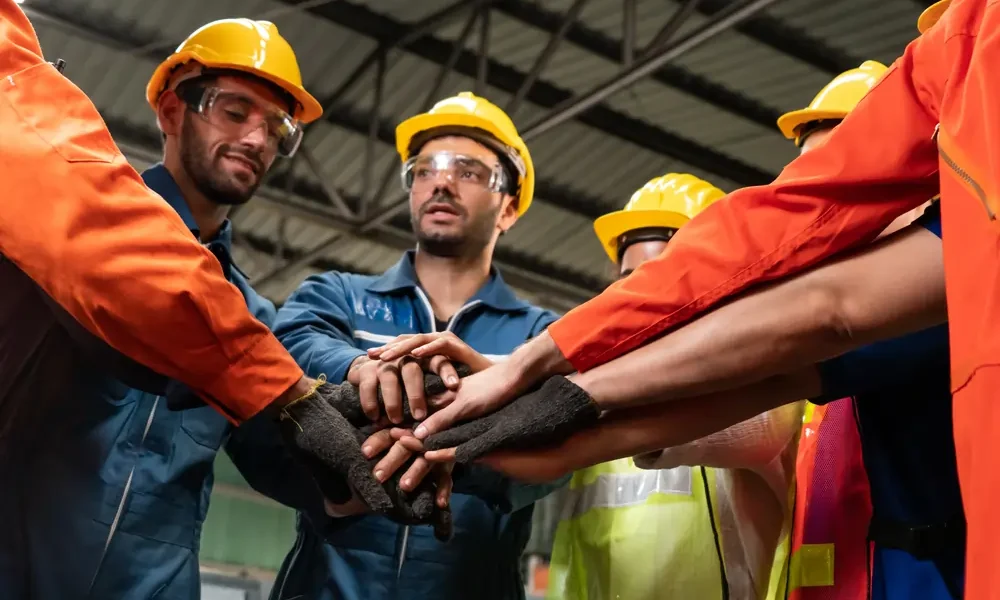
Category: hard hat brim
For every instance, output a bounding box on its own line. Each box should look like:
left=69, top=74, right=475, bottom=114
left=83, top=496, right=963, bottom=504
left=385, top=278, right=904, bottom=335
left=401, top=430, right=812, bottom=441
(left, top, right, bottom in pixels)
left=594, top=209, right=689, bottom=263
left=776, top=108, right=848, bottom=140
left=146, top=52, right=323, bottom=123
left=917, top=0, right=949, bottom=33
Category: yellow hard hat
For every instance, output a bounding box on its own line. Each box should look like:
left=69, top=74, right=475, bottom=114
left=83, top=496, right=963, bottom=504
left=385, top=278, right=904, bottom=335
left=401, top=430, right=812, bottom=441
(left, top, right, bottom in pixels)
left=776, top=60, right=888, bottom=143
left=146, top=19, right=322, bottom=123
left=917, top=0, right=949, bottom=33
left=395, top=92, right=535, bottom=216
left=593, top=173, right=725, bottom=263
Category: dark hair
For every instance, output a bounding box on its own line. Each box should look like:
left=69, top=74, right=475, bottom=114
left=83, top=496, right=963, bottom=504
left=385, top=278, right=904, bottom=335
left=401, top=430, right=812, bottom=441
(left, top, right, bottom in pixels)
left=796, top=119, right=843, bottom=147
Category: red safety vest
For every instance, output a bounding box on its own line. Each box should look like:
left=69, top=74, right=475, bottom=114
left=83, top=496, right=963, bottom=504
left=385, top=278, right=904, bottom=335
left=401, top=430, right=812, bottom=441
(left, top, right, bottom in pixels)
left=787, top=399, right=871, bottom=599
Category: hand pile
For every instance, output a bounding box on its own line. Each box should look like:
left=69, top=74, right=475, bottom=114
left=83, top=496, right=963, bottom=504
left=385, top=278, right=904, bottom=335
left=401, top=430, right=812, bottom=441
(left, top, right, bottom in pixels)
left=276, top=366, right=470, bottom=541
left=275, top=331, right=601, bottom=545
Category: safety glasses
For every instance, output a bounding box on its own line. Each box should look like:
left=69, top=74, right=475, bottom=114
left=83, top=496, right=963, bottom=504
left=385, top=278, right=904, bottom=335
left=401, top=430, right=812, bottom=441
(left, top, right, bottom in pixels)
left=401, top=151, right=511, bottom=195
left=178, top=85, right=304, bottom=157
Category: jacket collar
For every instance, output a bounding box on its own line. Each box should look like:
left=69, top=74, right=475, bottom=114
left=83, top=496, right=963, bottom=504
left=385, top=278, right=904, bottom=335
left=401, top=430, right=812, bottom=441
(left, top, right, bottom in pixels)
left=367, top=250, right=531, bottom=312
left=141, top=163, right=242, bottom=279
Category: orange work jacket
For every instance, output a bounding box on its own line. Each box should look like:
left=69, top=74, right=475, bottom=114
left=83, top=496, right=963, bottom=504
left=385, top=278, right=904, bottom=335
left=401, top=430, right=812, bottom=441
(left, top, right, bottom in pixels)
left=548, top=0, right=997, bottom=594
left=0, top=1, right=303, bottom=421
left=788, top=401, right=871, bottom=600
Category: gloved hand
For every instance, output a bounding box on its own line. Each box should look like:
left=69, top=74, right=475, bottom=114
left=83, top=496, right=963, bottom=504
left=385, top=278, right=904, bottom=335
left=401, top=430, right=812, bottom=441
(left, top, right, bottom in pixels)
left=324, top=363, right=472, bottom=427
left=278, top=385, right=393, bottom=513
left=422, top=375, right=600, bottom=463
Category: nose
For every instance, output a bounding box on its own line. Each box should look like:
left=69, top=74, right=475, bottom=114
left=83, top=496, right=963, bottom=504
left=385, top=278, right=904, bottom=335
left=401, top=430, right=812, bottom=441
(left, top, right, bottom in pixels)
left=431, top=168, right=458, bottom=192
left=239, top=121, right=268, bottom=152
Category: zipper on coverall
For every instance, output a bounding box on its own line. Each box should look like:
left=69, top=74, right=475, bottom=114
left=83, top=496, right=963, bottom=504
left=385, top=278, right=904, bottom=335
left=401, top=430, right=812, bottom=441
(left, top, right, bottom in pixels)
left=88, top=395, right=161, bottom=594
left=935, top=124, right=994, bottom=220
left=397, top=288, right=482, bottom=577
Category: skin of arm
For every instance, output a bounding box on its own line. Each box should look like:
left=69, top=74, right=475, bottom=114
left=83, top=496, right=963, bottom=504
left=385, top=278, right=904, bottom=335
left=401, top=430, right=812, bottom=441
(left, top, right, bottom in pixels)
left=570, top=222, right=945, bottom=410
left=423, top=222, right=943, bottom=462
left=478, top=370, right=819, bottom=484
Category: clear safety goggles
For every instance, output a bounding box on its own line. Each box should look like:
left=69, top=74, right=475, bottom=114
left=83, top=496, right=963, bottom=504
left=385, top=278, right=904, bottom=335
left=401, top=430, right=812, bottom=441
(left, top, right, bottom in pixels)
left=178, top=85, right=304, bottom=157
left=401, top=151, right=512, bottom=195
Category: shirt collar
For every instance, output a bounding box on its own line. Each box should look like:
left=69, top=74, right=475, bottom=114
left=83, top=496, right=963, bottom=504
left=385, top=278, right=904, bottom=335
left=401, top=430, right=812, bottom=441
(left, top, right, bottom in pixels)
left=141, top=163, right=244, bottom=279
left=367, top=250, right=532, bottom=312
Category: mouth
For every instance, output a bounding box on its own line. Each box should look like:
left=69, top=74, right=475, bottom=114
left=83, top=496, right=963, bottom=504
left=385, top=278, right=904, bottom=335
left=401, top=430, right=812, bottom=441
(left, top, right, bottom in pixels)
left=423, top=202, right=461, bottom=217
left=223, top=154, right=260, bottom=177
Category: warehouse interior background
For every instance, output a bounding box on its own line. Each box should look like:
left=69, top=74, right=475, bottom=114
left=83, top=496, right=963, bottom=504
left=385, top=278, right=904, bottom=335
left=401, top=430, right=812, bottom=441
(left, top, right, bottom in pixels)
left=20, top=0, right=935, bottom=596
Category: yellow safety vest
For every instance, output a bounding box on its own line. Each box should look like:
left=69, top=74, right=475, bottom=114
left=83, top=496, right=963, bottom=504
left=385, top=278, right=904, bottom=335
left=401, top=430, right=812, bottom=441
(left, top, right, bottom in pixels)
left=546, top=458, right=728, bottom=600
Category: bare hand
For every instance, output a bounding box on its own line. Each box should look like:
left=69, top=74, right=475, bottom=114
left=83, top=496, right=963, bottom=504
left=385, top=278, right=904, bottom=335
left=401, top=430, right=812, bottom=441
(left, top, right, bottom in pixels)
left=347, top=355, right=427, bottom=423
left=362, top=429, right=451, bottom=498
left=369, top=332, right=494, bottom=376
left=412, top=360, right=523, bottom=440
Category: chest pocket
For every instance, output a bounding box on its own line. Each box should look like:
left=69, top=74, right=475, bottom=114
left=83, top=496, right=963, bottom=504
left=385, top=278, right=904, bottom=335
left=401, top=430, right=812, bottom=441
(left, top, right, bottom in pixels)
left=2, top=62, right=118, bottom=164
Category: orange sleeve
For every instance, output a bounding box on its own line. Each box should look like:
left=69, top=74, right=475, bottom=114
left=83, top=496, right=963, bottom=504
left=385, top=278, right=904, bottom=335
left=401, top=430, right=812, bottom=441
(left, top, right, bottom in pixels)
left=0, top=4, right=303, bottom=422
left=549, top=24, right=947, bottom=373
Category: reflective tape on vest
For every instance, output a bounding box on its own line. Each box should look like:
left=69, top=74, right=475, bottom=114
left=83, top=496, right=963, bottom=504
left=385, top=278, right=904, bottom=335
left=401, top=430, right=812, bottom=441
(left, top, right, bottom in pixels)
left=559, top=468, right=693, bottom=521
left=789, top=543, right=835, bottom=589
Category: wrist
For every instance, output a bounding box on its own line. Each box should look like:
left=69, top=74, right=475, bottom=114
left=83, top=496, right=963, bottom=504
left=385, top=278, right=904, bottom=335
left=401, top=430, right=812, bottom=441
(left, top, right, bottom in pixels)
left=509, top=332, right=572, bottom=386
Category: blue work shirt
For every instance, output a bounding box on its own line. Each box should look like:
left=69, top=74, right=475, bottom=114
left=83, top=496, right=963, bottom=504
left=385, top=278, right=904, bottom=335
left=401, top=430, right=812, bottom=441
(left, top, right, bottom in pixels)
left=0, top=164, right=276, bottom=599
left=262, top=253, right=566, bottom=600
left=813, top=204, right=963, bottom=599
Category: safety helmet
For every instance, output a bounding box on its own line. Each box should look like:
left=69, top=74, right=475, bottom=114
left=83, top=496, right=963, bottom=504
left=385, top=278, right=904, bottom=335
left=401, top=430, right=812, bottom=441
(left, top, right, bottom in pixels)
left=395, top=92, right=535, bottom=216
left=776, top=60, right=887, bottom=145
left=594, top=173, right=725, bottom=263
left=146, top=19, right=322, bottom=123
left=917, top=0, right=949, bottom=33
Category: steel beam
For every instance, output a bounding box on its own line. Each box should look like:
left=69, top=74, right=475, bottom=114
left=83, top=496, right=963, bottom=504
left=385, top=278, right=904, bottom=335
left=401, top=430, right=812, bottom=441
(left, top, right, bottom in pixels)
left=506, top=0, right=589, bottom=114
left=690, top=0, right=858, bottom=75
left=476, top=6, right=491, bottom=95
left=285, top=0, right=777, bottom=186
left=361, top=52, right=387, bottom=220
left=493, top=0, right=782, bottom=130
left=641, top=0, right=701, bottom=59
left=622, top=0, right=636, bottom=67
left=316, top=0, right=479, bottom=115
left=523, top=0, right=783, bottom=142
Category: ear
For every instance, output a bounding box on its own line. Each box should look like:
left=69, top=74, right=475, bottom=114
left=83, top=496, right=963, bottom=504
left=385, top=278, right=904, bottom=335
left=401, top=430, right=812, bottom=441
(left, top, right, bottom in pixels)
left=155, top=90, right=185, bottom=138
left=496, top=194, right=519, bottom=235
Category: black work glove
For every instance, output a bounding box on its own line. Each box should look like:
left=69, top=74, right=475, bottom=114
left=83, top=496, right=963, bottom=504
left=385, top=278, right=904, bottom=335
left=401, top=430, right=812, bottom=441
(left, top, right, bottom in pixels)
left=422, top=375, right=600, bottom=463
left=278, top=387, right=393, bottom=513
left=324, top=363, right=473, bottom=427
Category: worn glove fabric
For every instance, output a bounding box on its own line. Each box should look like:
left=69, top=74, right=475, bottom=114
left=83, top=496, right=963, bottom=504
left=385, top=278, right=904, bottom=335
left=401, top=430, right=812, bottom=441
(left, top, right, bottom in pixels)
left=278, top=389, right=392, bottom=513
left=325, top=363, right=472, bottom=427
left=363, top=442, right=454, bottom=541
left=423, top=375, right=600, bottom=463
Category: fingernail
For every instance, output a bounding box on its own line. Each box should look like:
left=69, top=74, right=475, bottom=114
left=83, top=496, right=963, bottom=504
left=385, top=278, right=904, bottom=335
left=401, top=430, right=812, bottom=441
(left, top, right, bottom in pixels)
left=362, top=445, right=372, bottom=457
left=413, top=409, right=425, bottom=420
left=402, top=478, right=411, bottom=488
left=447, top=376, right=459, bottom=386
left=414, top=425, right=427, bottom=439
left=375, top=469, right=385, bottom=481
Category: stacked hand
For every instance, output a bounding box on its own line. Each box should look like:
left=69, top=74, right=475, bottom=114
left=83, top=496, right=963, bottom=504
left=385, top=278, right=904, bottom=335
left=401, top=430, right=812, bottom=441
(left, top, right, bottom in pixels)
left=278, top=365, right=467, bottom=540
left=278, top=330, right=594, bottom=543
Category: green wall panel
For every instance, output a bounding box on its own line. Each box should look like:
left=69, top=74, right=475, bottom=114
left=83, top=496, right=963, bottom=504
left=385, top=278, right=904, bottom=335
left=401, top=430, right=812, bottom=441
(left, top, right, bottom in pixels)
left=200, top=454, right=298, bottom=571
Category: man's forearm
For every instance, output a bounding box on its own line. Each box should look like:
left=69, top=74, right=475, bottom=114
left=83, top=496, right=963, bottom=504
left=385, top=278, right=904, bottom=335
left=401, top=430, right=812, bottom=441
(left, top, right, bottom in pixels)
left=560, top=370, right=819, bottom=473
left=573, top=225, right=945, bottom=411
